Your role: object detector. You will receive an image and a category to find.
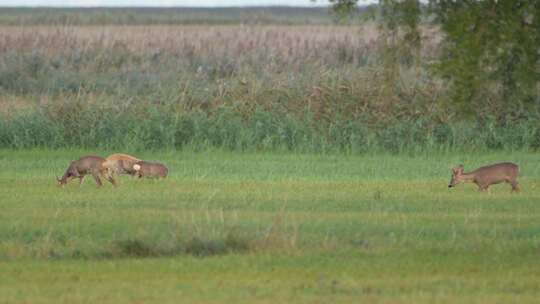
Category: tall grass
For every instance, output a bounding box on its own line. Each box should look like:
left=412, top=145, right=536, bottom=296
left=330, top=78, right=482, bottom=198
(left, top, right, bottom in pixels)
left=1, top=93, right=539, bottom=152
left=0, top=25, right=538, bottom=152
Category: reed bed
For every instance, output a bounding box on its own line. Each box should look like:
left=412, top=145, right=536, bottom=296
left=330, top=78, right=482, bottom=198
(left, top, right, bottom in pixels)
left=0, top=25, right=537, bottom=152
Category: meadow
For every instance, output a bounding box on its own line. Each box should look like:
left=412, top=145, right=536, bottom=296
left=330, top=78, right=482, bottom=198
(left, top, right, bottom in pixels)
left=1, top=149, right=540, bottom=303
left=1, top=7, right=539, bottom=303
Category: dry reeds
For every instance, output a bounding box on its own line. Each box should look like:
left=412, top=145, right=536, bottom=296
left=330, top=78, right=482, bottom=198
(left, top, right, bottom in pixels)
left=0, top=25, right=537, bottom=152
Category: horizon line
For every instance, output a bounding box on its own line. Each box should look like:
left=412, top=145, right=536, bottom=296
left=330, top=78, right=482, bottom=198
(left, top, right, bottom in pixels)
left=0, top=5, right=337, bottom=8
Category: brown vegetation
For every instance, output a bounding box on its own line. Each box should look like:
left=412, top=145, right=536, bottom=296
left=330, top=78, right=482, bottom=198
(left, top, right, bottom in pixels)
left=0, top=24, right=440, bottom=65
left=0, top=24, right=536, bottom=152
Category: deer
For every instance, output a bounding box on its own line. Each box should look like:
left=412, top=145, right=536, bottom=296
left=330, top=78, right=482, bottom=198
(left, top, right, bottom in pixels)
left=448, top=162, right=520, bottom=192
left=102, top=153, right=142, bottom=179
left=57, top=155, right=116, bottom=187
left=133, top=161, right=168, bottom=179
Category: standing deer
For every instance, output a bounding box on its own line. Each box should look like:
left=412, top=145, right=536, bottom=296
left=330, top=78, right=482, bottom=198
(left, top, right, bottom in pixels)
left=103, top=153, right=142, bottom=178
left=57, top=155, right=116, bottom=187
left=448, top=162, right=520, bottom=192
left=133, top=161, right=168, bottom=179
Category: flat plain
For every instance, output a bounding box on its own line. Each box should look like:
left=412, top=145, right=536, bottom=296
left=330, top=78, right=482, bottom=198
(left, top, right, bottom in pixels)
left=1, top=149, right=540, bottom=303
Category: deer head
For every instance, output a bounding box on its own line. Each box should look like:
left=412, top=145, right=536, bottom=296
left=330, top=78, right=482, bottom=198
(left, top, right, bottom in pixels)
left=448, top=165, right=464, bottom=188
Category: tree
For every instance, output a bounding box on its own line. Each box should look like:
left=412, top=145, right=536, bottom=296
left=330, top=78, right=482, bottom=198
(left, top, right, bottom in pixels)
left=328, top=0, right=540, bottom=119
left=432, top=0, right=540, bottom=117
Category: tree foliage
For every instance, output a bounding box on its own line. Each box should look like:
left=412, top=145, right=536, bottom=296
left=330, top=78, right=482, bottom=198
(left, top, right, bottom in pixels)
left=432, top=0, right=540, bottom=118
left=328, top=0, right=359, bottom=19
left=330, top=0, right=540, bottom=120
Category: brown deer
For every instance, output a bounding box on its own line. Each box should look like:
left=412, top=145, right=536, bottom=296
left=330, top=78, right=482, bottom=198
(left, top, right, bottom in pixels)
left=133, top=161, right=168, bottom=179
left=448, top=162, right=520, bottom=192
left=103, top=153, right=142, bottom=178
left=57, top=155, right=116, bottom=187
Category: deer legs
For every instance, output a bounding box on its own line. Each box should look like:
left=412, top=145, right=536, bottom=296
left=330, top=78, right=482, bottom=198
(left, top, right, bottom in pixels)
left=510, top=180, right=520, bottom=193
left=91, top=172, right=103, bottom=187
left=476, top=180, right=520, bottom=193
left=104, top=173, right=117, bottom=187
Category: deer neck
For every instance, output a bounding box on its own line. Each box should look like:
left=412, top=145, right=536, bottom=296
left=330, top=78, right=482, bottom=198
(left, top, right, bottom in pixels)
left=460, top=172, right=476, bottom=182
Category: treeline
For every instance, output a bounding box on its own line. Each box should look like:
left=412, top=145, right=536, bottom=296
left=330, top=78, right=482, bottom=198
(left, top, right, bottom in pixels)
left=0, top=7, right=367, bottom=25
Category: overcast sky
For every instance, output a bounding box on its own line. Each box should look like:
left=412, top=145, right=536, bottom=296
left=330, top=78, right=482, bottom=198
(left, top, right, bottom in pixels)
left=0, top=0, right=378, bottom=7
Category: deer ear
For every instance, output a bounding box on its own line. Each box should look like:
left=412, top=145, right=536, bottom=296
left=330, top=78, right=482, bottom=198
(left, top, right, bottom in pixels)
left=452, top=165, right=463, bottom=173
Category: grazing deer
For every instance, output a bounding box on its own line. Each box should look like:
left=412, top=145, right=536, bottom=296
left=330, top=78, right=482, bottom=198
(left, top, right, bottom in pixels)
left=133, top=161, right=168, bottom=179
left=57, top=155, right=116, bottom=187
left=448, top=162, right=520, bottom=192
left=103, top=153, right=142, bottom=178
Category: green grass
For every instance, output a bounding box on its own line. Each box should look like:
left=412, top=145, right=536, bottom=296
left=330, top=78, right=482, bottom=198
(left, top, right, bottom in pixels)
left=1, top=149, right=540, bottom=303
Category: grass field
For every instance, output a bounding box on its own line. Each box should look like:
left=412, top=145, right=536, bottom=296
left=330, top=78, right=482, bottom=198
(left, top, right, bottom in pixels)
left=1, top=149, right=540, bottom=303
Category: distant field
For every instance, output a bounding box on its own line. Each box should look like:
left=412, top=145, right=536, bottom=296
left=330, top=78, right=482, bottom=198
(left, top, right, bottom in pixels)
left=1, top=150, right=540, bottom=303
